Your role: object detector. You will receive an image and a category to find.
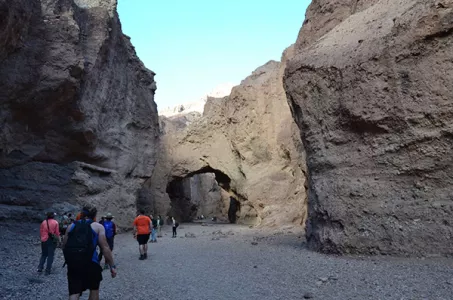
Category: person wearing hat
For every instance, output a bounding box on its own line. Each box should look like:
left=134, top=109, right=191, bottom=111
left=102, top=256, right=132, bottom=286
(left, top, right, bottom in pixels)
left=98, top=213, right=116, bottom=269
left=38, top=212, right=60, bottom=275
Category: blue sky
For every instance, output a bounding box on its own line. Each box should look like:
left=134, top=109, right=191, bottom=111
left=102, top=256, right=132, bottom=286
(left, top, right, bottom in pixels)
left=117, top=0, right=310, bottom=109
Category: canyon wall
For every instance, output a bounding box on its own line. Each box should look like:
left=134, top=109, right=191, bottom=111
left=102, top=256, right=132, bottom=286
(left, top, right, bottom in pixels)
left=0, top=0, right=159, bottom=227
left=147, top=48, right=307, bottom=227
left=285, top=0, right=453, bottom=255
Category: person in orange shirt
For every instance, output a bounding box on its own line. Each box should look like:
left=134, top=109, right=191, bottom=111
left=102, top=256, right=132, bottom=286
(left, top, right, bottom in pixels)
left=38, top=212, right=60, bottom=275
left=133, top=210, right=152, bottom=260
left=76, top=211, right=96, bottom=222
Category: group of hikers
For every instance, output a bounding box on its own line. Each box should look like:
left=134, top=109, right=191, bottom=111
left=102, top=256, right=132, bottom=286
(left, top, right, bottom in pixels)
left=38, top=205, right=177, bottom=300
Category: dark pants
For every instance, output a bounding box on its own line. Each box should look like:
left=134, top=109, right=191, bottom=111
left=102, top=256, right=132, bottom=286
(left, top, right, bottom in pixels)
left=98, top=237, right=114, bottom=263
left=38, top=240, right=56, bottom=271
left=172, top=226, right=177, bottom=237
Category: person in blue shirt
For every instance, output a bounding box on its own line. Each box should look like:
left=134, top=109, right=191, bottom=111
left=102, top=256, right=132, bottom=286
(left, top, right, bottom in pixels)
left=98, top=213, right=116, bottom=269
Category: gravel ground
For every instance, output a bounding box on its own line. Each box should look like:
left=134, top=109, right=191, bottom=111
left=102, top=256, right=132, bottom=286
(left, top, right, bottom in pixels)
left=1, top=222, right=453, bottom=300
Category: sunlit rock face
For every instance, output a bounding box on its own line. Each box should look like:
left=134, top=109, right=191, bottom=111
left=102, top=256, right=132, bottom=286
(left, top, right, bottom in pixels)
left=148, top=47, right=307, bottom=228
left=0, top=0, right=159, bottom=227
left=285, top=0, right=453, bottom=255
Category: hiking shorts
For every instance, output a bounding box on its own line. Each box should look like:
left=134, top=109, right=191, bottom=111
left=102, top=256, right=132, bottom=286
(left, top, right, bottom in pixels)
left=137, top=234, right=150, bottom=245
left=106, top=237, right=114, bottom=250
left=67, top=262, right=103, bottom=295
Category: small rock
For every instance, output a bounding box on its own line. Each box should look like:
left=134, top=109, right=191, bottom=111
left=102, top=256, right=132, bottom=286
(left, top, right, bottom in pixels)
left=329, top=275, right=338, bottom=281
left=251, top=242, right=258, bottom=245
left=303, top=292, right=314, bottom=299
left=319, top=277, right=328, bottom=283
left=185, top=232, right=196, bottom=238
left=315, top=281, right=323, bottom=286
left=212, top=237, right=220, bottom=241
left=28, top=277, right=44, bottom=284
left=253, top=265, right=257, bottom=268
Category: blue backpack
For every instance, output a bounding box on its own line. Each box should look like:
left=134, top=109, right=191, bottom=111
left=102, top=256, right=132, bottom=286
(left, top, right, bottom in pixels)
left=103, top=220, right=114, bottom=239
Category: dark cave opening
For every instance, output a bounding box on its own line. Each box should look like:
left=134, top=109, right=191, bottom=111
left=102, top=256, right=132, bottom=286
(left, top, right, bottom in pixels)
left=165, top=167, right=239, bottom=223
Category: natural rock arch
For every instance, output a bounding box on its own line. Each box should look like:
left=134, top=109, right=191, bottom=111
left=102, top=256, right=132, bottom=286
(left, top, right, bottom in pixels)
left=165, top=167, right=240, bottom=223
left=145, top=48, right=308, bottom=228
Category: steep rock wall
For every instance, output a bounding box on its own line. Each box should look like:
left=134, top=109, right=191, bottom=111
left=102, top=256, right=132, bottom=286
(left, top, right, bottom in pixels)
left=0, top=0, right=159, bottom=227
left=285, top=0, right=453, bottom=255
left=148, top=48, right=307, bottom=227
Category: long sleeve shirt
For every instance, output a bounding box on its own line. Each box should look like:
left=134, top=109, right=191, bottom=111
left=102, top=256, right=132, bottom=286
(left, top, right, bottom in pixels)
left=40, top=219, right=60, bottom=242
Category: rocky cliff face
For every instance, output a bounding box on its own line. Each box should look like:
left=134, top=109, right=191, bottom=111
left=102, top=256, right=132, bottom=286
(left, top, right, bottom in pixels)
left=147, top=48, right=307, bottom=227
left=285, top=0, right=453, bottom=255
left=0, top=0, right=159, bottom=227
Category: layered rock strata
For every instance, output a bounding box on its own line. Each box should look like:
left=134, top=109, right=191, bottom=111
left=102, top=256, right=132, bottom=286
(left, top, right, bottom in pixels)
left=285, top=0, right=453, bottom=255
left=148, top=48, right=307, bottom=227
left=0, top=0, right=159, bottom=227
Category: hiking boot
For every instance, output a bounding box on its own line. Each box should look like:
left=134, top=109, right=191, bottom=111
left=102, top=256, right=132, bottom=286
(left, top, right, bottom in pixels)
left=139, top=255, right=144, bottom=260
left=144, top=253, right=148, bottom=259
left=37, top=269, right=43, bottom=273
left=44, top=270, right=51, bottom=276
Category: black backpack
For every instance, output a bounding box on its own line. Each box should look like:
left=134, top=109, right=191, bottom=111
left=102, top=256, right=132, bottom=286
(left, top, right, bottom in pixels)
left=63, top=220, right=94, bottom=269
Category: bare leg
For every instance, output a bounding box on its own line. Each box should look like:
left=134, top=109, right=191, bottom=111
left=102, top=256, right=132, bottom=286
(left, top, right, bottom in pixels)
left=69, top=293, right=80, bottom=300
left=139, top=244, right=144, bottom=255
left=88, top=290, right=99, bottom=300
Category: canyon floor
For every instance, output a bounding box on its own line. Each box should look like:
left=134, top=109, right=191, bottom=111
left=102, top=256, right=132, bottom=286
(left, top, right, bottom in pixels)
left=1, top=223, right=453, bottom=300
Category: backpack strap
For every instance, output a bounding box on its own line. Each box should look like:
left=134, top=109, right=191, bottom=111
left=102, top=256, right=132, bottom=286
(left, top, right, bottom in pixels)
left=46, top=219, right=53, bottom=234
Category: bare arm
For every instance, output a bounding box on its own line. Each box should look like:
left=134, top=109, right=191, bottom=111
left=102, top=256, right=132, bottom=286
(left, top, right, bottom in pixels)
left=61, top=223, right=73, bottom=249
left=56, top=221, right=61, bottom=237
left=132, top=219, right=137, bottom=236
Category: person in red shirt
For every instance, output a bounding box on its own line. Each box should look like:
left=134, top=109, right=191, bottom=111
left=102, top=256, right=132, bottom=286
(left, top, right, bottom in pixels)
left=133, top=210, right=152, bottom=260
left=38, top=212, right=60, bottom=275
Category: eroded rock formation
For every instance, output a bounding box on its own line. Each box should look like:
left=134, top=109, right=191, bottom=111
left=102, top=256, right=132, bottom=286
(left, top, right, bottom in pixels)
left=147, top=48, right=307, bottom=227
left=0, top=0, right=159, bottom=227
left=285, top=0, right=453, bottom=255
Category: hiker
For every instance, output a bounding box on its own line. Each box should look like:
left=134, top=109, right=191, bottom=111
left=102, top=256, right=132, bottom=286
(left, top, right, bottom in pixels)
left=37, top=212, right=60, bottom=275
left=133, top=210, right=152, bottom=260
left=98, top=213, right=116, bottom=269
left=61, top=212, right=72, bottom=235
left=150, top=215, right=158, bottom=243
left=172, top=216, right=178, bottom=238
left=62, top=205, right=117, bottom=300
left=157, top=215, right=163, bottom=237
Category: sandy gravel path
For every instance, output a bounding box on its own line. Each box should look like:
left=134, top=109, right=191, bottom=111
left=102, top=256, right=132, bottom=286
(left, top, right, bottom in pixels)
left=1, top=223, right=453, bottom=300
